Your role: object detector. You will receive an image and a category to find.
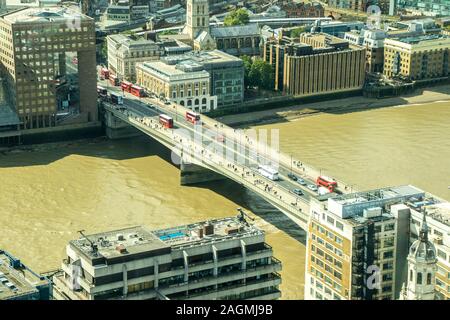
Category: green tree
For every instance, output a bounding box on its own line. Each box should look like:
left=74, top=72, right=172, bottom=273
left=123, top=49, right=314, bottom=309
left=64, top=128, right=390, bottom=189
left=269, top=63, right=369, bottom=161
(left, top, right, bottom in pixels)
left=240, top=56, right=274, bottom=90
left=224, top=8, right=250, bottom=26
left=290, top=26, right=307, bottom=38
left=241, top=55, right=253, bottom=87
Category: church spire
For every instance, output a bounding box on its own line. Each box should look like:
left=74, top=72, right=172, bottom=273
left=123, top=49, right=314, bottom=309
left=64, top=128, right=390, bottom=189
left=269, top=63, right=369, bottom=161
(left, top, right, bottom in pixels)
left=419, top=212, right=428, bottom=242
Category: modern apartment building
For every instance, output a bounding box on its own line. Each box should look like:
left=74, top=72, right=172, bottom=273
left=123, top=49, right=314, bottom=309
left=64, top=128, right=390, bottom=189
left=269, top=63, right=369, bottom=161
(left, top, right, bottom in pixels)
left=0, top=250, right=52, bottom=300
left=304, top=185, right=426, bottom=300
left=264, top=33, right=366, bottom=96
left=136, top=50, right=244, bottom=110
left=384, top=35, right=450, bottom=81
left=52, top=216, right=282, bottom=300
left=107, top=34, right=163, bottom=82
left=0, top=7, right=97, bottom=130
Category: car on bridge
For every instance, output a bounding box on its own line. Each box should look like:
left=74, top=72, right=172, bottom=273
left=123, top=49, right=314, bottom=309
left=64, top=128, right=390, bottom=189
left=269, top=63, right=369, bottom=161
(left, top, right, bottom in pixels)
left=291, top=189, right=304, bottom=196
left=297, top=178, right=307, bottom=186
left=307, top=184, right=318, bottom=192
left=288, top=173, right=298, bottom=181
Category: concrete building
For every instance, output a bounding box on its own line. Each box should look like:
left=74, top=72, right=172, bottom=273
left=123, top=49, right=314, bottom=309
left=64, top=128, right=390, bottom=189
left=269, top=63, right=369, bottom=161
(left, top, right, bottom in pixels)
left=264, top=33, right=366, bottom=97
left=304, top=185, right=426, bottom=300
left=383, top=35, right=450, bottom=81
left=136, top=58, right=215, bottom=112
left=136, top=50, right=244, bottom=110
left=0, top=7, right=97, bottom=130
left=53, top=216, right=282, bottom=300
left=106, top=34, right=163, bottom=82
left=0, top=250, right=52, bottom=300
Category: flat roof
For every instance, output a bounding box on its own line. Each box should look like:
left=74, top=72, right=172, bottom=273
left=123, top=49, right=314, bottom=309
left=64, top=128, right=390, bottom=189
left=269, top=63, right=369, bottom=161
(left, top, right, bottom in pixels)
left=70, top=226, right=170, bottom=261
left=153, top=217, right=264, bottom=249
left=332, top=185, right=425, bottom=206
left=139, top=60, right=209, bottom=79
left=70, top=217, right=264, bottom=261
left=0, top=251, right=48, bottom=300
left=1, top=6, right=92, bottom=24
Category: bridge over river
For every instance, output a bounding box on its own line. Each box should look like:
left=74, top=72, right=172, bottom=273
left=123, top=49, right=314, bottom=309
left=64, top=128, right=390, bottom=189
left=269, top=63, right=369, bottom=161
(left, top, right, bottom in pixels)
left=101, top=86, right=357, bottom=231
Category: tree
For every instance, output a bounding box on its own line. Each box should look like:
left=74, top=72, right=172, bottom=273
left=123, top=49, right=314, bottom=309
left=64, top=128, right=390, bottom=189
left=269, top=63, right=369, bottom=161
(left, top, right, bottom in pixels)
left=240, top=56, right=274, bottom=90
left=224, top=8, right=250, bottom=26
left=290, top=26, right=307, bottom=38
left=241, top=55, right=253, bottom=87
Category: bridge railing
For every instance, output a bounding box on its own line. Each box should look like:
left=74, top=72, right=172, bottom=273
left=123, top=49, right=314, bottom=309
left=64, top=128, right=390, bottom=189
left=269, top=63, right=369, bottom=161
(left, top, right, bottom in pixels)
left=104, top=102, right=311, bottom=229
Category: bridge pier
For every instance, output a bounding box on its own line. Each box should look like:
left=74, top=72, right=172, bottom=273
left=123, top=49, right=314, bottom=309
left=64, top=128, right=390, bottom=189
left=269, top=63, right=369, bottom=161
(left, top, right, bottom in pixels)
left=104, top=110, right=143, bottom=140
left=180, top=160, right=226, bottom=186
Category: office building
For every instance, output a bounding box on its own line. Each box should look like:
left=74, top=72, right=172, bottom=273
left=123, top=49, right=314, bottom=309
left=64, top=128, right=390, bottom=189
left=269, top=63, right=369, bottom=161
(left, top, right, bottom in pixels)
left=344, top=29, right=387, bottom=73
left=309, top=20, right=365, bottom=38
left=53, top=216, right=282, bottom=300
left=264, top=33, right=365, bottom=96
left=0, top=7, right=97, bottom=130
left=0, top=250, right=52, bottom=300
left=384, top=35, right=450, bottom=81
left=107, top=34, right=163, bottom=82
left=304, top=185, right=426, bottom=300
left=136, top=50, right=244, bottom=110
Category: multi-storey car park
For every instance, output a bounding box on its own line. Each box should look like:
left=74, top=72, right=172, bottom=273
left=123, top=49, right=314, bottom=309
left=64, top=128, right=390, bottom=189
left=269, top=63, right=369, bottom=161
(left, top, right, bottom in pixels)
left=53, top=215, right=282, bottom=300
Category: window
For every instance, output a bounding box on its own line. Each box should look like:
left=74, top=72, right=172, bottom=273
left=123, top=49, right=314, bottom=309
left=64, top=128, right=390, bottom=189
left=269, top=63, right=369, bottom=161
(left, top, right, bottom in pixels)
left=382, top=273, right=393, bottom=281
left=437, top=249, right=447, bottom=260
left=327, top=216, right=335, bottom=225
left=383, top=251, right=394, bottom=259
left=427, top=273, right=432, bottom=285
left=384, top=223, right=395, bottom=232
left=417, top=272, right=422, bottom=285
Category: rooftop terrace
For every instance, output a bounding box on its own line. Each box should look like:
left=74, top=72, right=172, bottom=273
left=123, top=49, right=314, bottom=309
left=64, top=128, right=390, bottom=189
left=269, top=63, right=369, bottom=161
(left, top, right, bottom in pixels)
left=70, top=217, right=263, bottom=261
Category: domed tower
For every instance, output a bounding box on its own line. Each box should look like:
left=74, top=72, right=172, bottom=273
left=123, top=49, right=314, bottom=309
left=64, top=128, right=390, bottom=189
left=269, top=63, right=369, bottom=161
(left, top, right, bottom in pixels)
left=405, top=212, right=437, bottom=300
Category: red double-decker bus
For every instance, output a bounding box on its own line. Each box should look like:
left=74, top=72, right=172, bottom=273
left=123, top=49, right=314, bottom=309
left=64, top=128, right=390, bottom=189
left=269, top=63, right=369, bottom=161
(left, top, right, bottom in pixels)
left=130, top=85, right=145, bottom=97
left=185, top=110, right=200, bottom=124
left=159, top=114, right=173, bottom=128
left=100, top=68, right=110, bottom=79
left=109, top=74, right=119, bottom=86
left=121, top=81, right=132, bottom=92
left=316, top=176, right=337, bottom=192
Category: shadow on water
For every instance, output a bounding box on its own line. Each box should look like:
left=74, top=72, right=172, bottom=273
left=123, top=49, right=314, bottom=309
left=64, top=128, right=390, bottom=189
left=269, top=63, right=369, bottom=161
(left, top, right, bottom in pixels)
left=0, top=135, right=178, bottom=169
left=0, top=133, right=307, bottom=246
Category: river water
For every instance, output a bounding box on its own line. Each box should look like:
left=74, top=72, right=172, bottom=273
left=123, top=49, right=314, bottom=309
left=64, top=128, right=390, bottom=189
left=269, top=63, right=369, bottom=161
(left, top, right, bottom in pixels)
left=0, top=101, right=449, bottom=300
